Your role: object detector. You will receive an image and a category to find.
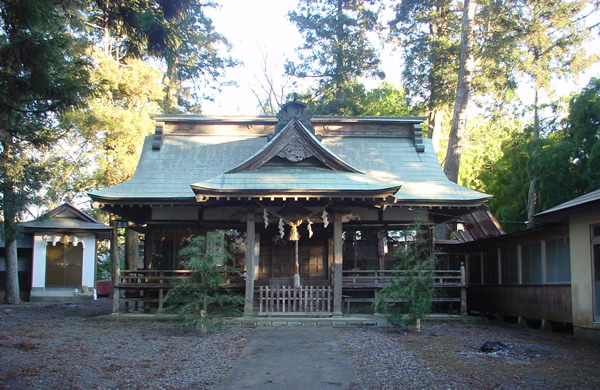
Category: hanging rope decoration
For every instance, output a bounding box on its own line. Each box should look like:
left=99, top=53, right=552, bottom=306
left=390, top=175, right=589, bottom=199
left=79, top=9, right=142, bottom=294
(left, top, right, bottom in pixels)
left=278, top=219, right=285, bottom=239
left=306, top=218, right=314, bottom=238
left=257, top=201, right=333, bottom=241
left=263, top=208, right=269, bottom=228
left=322, top=209, right=329, bottom=228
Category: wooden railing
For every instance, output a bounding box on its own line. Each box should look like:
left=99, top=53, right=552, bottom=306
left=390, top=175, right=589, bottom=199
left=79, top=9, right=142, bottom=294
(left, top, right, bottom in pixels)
left=341, top=265, right=467, bottom=315
left=258, top=286, right=332, bottom=315
left=112, top=266, right=466, bottom=315
left=113, top=270, right=195, bottom=313
left=342, top=267, right=466, bottom=288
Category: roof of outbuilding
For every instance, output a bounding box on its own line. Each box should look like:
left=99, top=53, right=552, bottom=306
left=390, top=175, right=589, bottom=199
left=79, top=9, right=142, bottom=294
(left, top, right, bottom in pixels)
left=21, top=203, right=112, bottom=235
left=536, top=187, right=600, bottom=221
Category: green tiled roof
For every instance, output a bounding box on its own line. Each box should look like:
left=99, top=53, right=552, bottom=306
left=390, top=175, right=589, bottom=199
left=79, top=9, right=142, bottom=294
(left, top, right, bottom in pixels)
left=21, top=203, right=112, bottom=233
left=191, top=167, right=400, bottom=194
left=90, top=126, right=490, bottom=206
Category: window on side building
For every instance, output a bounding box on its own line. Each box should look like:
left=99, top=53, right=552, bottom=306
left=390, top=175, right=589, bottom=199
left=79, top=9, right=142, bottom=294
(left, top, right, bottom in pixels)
left=546, top=236, right=570, bottom=283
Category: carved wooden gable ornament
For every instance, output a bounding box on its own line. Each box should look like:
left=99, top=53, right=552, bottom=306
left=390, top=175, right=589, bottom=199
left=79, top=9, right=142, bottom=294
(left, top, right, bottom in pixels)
left=227, top=100, right=360, bottom=174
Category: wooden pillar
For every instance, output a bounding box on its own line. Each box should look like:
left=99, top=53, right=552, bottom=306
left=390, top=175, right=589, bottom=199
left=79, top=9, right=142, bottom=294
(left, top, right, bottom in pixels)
left=244, top=211, right=256, bottom=315
left=110, top=215, right=120, bottom=313
left=333, top=213, right=343, bottom=316
left=460, top=262, right=467, bottom=316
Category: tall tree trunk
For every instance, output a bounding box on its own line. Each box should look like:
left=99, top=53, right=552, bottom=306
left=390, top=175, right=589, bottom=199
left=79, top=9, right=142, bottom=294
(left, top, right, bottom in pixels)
left=444, top=0, right=476, bottom=184
left=334, top=0, right=345, bottom=113
left=427, top=108, right=444, bottom=153
left=164, top=59, right=179, bottom=112
left=3, top=186, right=21, bottom=304
left=527, top=87, right=540, bottom=228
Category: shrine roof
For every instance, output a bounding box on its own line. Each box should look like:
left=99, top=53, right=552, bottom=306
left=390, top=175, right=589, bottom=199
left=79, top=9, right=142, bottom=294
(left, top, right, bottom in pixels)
left=90, top=108, right=490, bottom=207
left=20, top=203, right=112, bottom=235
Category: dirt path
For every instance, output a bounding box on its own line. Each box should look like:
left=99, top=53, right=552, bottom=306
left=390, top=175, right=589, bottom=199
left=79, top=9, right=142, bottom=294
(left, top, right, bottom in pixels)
left=221, top=327, right=361, bottom=390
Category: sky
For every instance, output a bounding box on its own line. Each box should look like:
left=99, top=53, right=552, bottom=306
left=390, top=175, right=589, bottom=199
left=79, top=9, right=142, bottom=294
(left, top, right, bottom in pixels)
left=202, top=0, right=599, bottom=116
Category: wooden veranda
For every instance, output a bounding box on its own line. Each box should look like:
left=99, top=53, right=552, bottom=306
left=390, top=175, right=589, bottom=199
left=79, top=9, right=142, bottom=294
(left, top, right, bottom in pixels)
left=111, top=264, right=467, bottom=315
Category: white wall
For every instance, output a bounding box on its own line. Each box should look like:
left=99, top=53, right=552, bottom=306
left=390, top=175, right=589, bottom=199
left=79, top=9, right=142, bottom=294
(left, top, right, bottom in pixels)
left=570, top=208, right=600, bottom=340
left=31, top=233, right=97, bottom=292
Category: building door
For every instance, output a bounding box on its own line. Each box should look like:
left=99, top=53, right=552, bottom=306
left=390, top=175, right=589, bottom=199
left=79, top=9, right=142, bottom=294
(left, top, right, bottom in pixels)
left=593, top=224, right=600, bottom=321
left=46, top=243, right=83, bottom=287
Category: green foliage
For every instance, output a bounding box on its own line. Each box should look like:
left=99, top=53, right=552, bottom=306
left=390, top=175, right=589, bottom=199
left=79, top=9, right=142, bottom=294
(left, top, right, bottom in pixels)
left=305, top=81, right=413, bottom=116
left=481, top=129, right=531, bottom=232
left=96, top=257, right=112, bottom=281
left=480, top=78, right=600, bottom=231
left=86, top=0, right=236, bottom=112
left=287, top=0, right=384, bottom=112
left=42, top=49, right=163, bottom=207
left=566, top=77, right=600, bottom=192
left=163, top=233, right=245, bottom=334
left=528, top=78, right=600, bottom=210
left=389, top=0, right=460, bottom=112
left=511, top=0, right=594, bottom=96
left=457, top=109, right=524, bottom=191
left=0, top=0, right=92, bottom=218
left=374, top=223, right=436, bottom=326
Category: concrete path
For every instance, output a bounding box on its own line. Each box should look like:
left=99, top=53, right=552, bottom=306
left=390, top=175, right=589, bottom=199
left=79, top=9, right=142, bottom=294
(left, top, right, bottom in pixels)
left=220, top=327, right=362, bottom=390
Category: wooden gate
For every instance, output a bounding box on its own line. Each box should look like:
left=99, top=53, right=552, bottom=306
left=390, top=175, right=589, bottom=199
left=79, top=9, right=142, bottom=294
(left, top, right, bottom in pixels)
left=258, top=286, right=332, bottom=315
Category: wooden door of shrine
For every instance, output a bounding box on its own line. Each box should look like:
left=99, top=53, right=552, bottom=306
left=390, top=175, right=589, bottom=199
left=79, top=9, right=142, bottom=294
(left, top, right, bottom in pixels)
left=258, top=232, right=328, bottom=285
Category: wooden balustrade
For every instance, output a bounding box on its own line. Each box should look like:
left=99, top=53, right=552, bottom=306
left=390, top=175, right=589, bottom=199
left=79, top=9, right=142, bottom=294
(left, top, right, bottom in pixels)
left=340, top=265, right=467, bottom=315
left=341, top=268, right=465, bottom=288
left=112, top=266, right=466, bottom=315
left=258, top=286, right=332, bottom=315
left=113, top=270, right=195, bottom=313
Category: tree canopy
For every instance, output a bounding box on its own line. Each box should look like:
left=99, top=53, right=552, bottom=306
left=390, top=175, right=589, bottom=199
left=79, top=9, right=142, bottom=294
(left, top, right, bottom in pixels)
left=86, top=0, right=236, bottom=113
left=287, top=0, right=384, bottom=113
left=305, top=80, right=412, bottom=116
left=480, top=78, right=600, bottom=231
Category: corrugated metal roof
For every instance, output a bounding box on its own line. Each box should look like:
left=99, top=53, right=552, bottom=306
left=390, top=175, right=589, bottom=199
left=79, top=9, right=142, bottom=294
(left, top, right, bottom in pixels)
left=90, top=122, right=490, bottom=206
left=446, top=209, right=505, bottom=242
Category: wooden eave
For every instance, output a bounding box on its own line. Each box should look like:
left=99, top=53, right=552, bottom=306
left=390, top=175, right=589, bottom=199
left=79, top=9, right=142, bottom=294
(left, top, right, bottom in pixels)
left=227, top=118, right=361, bottom=174
left=192, top=186, right=402, bottom=203
left=90, top=196, right=197, bottom=208
left=22, top=226, right=113, bottom=236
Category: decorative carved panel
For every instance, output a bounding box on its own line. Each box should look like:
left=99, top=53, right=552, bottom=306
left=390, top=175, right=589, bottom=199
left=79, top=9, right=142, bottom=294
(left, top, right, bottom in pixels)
left=277, top=135, right=314, bottom=162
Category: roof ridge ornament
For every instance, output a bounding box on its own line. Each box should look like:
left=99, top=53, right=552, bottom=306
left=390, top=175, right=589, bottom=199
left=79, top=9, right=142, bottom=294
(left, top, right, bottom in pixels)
left=152, top=122, right=165, bottom=150
left=412, top=124, right=425, bottom=153
left=275, top=98, right=315, bottom=135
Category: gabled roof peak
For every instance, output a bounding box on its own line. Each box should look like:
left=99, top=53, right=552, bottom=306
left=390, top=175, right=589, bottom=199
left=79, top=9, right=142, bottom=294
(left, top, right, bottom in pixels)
left=227, top=117, right=360, bottom=174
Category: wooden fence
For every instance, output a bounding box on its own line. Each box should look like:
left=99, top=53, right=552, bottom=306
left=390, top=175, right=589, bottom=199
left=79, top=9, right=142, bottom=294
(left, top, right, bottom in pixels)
left=258, top=286, right=332, bottom=315
left=113, top=270, right=195, bottom=313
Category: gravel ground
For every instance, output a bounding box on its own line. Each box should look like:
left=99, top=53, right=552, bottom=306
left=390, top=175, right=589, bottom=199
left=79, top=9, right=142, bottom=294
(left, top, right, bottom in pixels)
left=336, top=324, right=600, bottom=389
left=2, top=299, right=600, bottom=389
left=0, top=299, right=252, bottom=390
